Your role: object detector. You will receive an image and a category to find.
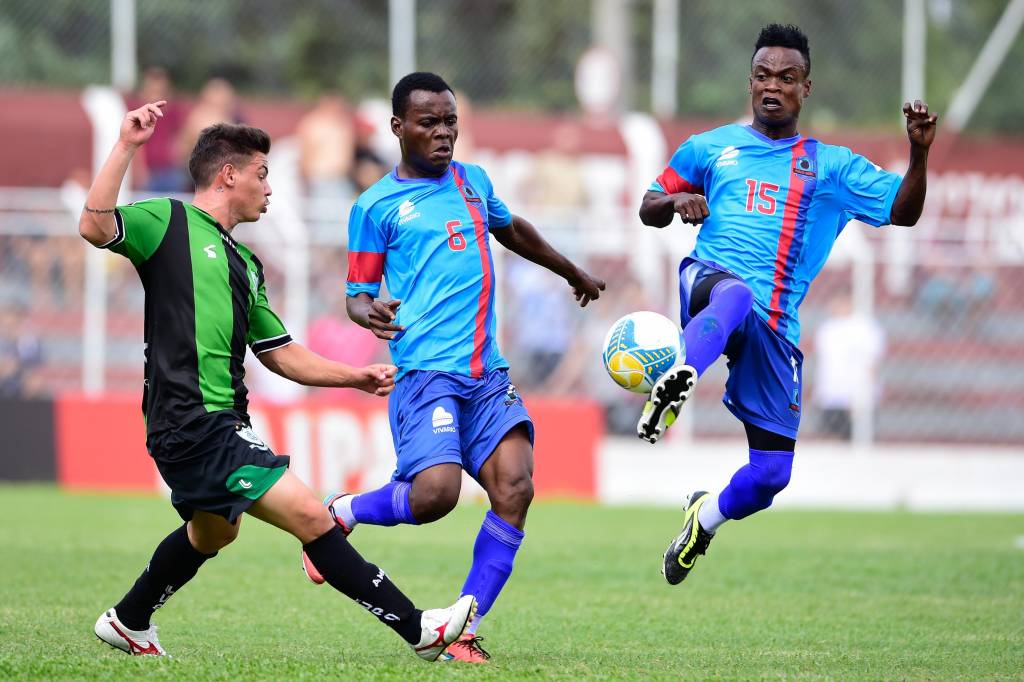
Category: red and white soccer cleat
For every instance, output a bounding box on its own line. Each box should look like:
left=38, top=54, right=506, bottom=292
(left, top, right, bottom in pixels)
left=94, top=608, right=167, bottom=656
left=412, top=595, right=477, bottom=662
left=441, top=633, right=491, bottom=663
left=301, top=492, right=355, bottom=585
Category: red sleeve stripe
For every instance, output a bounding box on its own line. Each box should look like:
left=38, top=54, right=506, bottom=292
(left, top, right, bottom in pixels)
left=656, top=166, right=700, bottom=194
left=347, top=251, right=385, bottom=283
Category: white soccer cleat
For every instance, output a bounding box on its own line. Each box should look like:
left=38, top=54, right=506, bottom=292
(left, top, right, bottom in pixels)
left=411, top=594, right=477, bottom=662
left=94, top=608, right=167, bottom=656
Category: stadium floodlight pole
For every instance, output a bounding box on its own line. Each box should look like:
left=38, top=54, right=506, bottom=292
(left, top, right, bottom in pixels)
left=389, top=0, right=416, bottom=88
left=945, top=0, right=1024, bottom=132
left=651, top=0, right=679, bottom=118
left=110, top=0, right=137, bottom=92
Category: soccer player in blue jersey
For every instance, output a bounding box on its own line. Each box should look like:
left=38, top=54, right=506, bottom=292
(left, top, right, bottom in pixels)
left=301, top=72, right=605, bottom=661
left=636, top=24, right=938, bottom=584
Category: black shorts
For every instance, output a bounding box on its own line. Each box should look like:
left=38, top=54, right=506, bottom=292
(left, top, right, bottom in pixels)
left=147, top=410, right=290, bottom=524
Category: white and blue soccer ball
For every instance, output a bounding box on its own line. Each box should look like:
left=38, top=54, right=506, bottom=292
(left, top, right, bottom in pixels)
left=601, top=311, right=683, bottom=394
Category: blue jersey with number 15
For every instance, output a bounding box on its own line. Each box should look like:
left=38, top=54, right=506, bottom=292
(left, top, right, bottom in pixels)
left=346, top=161, right=512, bottom=380
left=651, top=123, right=902, bottom=345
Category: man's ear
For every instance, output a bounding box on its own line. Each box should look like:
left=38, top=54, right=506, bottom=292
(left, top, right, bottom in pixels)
left=803, top=78, right=812, bottom=98
left=220, top=163, right=237, bottom=188
left=390, top=115, right=402, bottom=139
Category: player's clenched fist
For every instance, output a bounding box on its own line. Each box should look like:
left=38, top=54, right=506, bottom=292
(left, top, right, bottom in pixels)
left=367, top=298, right=405, bottom=340
left=673, top=192, right=710, bottom=225
left=902, top=100, right=938, bottom=149
left=120, top=100, right=166, bottom=149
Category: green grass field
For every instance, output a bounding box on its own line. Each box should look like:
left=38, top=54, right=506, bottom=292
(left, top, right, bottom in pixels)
left=0, top=485, right=1021, bottom=680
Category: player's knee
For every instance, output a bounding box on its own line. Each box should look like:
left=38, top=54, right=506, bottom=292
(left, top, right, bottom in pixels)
left=410, top=480, right=460, bottom=523
left=492, top=473, right=534, bottom=517
left=190, top=522, right=240, bottom=553
left=751, top=453, right=793, bottom=497
left=717, top=278, right=755, bottom=312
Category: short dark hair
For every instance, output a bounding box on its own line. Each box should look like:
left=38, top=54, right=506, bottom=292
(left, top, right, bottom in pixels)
left=188, top=123, right=271, bottom=188
left=391, top=71, right=454, bottom=118
left=753, top=24, right=811, bottom=75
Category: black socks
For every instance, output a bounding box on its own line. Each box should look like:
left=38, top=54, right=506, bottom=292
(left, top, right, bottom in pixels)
left=303, top=525, right=422, bottom=644
left=114, top=524, right=214, bottom=630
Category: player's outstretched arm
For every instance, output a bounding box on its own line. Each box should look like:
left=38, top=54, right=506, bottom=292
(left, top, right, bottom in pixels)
left=346, top=293, right=405, bottom=340
left=639, top=190, right=709, bottom=228
left=257, top=341, right=397, bottom=395
left=491, top=214, right=605, bottom=307
left=78, top=101, right=166, bottom=246
left=890, top=99, right=938, bottom=226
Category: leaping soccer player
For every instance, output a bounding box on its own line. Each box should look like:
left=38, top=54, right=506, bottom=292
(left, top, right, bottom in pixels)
left=301, top=72, right=605, bottom=662
left=636, top=24, right=937, bottom=583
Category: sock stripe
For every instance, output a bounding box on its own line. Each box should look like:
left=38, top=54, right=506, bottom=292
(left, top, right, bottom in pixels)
left=391, top=481, right=413, bottom=524
left=482, top=510, right=524, bottom=548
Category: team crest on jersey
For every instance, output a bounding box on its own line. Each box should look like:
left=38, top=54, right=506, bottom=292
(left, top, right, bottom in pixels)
left=794, top=155, right=816, bottom=177
left=460, top=183, right=483, bottom=203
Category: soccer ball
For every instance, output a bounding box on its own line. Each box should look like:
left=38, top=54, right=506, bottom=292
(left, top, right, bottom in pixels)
left=602, top=311, right=683, bottom=394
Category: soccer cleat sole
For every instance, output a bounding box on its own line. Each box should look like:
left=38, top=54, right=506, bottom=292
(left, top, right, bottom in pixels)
left=637, top=365, right=696, bottom=444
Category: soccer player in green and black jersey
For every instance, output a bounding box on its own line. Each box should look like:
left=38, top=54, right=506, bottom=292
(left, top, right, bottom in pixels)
left=79, top=100, right=475, bottom=661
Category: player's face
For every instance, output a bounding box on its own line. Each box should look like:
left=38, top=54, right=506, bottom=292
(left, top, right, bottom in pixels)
left=232, top=153, right=271, bottom=223
left=393, top=89, right=458, bottom=177
left=749, top=47, right=812, bottom=134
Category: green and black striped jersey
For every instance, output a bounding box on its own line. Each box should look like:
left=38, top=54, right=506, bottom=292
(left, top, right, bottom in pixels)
left=103, top=198, right=291, bottom=435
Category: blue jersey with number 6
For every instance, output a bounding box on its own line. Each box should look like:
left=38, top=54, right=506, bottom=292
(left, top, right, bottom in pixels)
left=651, top=123, right=902, bottom=345
left=347, top=161, right=512, bottom=380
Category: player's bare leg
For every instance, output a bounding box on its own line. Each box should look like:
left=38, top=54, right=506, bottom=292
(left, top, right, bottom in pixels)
left=248, top=469, right=474, bottom=660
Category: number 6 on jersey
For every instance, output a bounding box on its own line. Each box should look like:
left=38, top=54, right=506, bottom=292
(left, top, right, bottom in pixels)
left=445, top=220, right=467, bottom=251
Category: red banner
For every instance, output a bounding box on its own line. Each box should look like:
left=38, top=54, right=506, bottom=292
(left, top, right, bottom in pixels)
left=53, top=394, right=603, bottom=499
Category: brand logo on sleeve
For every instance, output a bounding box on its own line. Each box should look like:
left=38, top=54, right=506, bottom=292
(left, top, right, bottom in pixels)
left=431, top=406, right=457, bottom=433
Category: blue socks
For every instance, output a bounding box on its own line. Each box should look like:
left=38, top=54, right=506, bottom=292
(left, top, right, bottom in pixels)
left=461, top=510, right=524, bottom=634
left=683, top=278, right=753, bottom=376
left=718, top=448, right=794, bottom=520
left=350, top=481, right=418, bottom=526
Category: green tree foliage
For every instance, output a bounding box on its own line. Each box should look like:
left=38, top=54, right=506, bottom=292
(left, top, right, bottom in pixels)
left=0, top=0, right=1019, bottom=132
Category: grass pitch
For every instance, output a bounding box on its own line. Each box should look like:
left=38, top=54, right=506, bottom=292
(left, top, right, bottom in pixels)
left=0, top=484, right=1021, bottom=680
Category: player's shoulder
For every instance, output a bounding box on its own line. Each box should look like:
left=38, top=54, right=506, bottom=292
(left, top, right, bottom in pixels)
left=451, top=160, right=494, bottom=187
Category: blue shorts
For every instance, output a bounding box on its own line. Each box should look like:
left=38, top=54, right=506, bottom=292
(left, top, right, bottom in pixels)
left=681, top=260, right=804, bottom=439
left=387, top=369, right=535, bottom=481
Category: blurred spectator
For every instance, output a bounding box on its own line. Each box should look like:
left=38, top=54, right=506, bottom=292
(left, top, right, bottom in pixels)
left=0, top=305, right=44, bottom=397
left=504, top=258, right=577, bottom=393
left=351, top=113, right=388, bottom=193
left=812, top=294, right=885, bottom=440
left=176, top=78, right=243, bottom=181
left=915, top=263, right=996, bottom=335
left=296, top=92, right=356, bottom=200
left=518, top=121, right=586, bottom=213
left=129, top=66, right=188, bottom=194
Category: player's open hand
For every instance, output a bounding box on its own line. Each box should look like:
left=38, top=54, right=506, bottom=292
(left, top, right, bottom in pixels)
left=367, top=299, right=405, bottom=340
left=351, top=363, right=398, bottom=396
left=568, top=269, right=606, bottom=307
left=120, top=101, right=166, bottom=149
left=672, top=193, right=709, bottom=225
left=903, top=100, right=938, bottom=149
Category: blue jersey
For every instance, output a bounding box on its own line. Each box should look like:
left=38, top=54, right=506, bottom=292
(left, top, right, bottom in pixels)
left=651, top=124, right=902, bottom=345
left=347, top=162, right=512, bottom=379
